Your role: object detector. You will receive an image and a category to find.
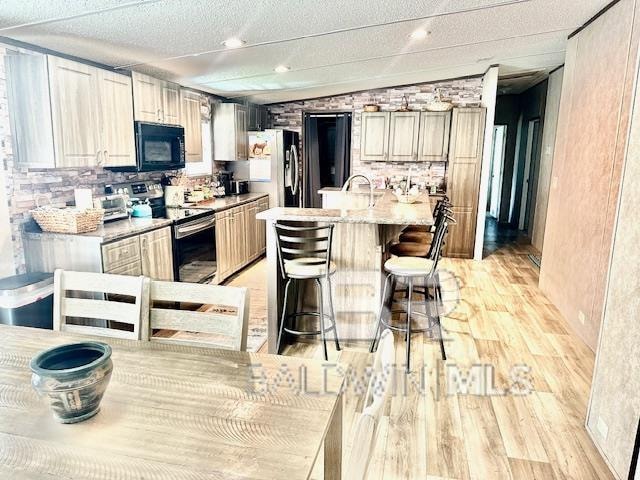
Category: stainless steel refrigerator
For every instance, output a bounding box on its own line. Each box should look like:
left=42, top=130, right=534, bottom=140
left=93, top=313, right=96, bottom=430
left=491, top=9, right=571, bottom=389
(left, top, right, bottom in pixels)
left=247, top=129, right=300, bottom=208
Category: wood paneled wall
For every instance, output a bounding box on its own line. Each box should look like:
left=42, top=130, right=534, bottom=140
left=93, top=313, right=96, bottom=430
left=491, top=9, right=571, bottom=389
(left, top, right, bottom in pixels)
left=587, top=11, right=640, bottom=474
left=539, top=0, right=640, bottom=351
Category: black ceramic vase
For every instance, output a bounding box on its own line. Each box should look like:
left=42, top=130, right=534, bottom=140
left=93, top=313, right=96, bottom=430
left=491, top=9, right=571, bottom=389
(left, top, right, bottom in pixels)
left=30, top=342, right=113, bottom=424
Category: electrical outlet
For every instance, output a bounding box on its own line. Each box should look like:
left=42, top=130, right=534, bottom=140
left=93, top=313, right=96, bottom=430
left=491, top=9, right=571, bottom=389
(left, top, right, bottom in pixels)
left=597, top=416, right=609, bottom=440
left=552, top=176, right=558, bottom=189
left=578, top=310, right=586, bottom=325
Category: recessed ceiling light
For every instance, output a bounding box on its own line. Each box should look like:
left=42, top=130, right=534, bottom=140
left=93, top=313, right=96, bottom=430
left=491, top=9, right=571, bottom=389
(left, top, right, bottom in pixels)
left=409, top=29, right=429, bottom=40
left=274, top=65, right=290, bottom=73
left=221, top=38, right=246, bottom=49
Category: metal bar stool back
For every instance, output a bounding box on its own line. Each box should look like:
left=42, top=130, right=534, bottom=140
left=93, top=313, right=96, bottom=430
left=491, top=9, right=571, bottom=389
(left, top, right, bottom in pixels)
left=274, top=223, right=340, bottom=360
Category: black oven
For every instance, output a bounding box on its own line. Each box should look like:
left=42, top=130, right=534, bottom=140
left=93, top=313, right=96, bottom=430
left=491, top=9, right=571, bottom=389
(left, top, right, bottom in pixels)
left=172, top=212, right=217, bottom=284
left=107, top=122, right=185, bottom=172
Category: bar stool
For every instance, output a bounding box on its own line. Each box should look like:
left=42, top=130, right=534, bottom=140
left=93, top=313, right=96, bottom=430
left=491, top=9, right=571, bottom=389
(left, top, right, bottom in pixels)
left=370, top=217, right=450, bottom=372
left=402, top=197, right=451, bottom=235
left=274, top=223, right=340, bottom=360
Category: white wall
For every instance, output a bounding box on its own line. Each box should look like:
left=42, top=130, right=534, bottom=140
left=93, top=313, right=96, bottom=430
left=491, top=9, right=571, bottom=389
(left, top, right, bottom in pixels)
left=473, top=66, right=499, bottom=260
left=531, top=67, right=564, bottom=252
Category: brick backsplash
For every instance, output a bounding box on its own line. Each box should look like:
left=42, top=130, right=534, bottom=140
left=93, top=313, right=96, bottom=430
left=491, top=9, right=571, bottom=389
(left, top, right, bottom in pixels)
left=267, top=77, right=483, bottom=187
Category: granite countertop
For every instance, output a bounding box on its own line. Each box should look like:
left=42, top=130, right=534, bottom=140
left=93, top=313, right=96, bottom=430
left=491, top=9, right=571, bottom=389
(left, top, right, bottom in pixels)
left=24, top=193, right=269, bottom=243
left=257, top=191, right=434, bottom=225
left=24, top=217, right=174, bottom=243
left=186, top=192, right=268, bottom=211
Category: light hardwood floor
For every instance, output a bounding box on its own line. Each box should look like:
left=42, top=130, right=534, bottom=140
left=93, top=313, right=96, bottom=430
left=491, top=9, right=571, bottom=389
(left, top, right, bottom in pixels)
left=274, top=241, right=614, bottom=480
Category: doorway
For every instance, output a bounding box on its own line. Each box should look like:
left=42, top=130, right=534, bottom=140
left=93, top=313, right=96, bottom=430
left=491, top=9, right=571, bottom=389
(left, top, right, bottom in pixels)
left=303, top=112, right=352, bottom=207
left=487, top=125, right=507, bottom=219
left=519, top=119, right=541, bottom=231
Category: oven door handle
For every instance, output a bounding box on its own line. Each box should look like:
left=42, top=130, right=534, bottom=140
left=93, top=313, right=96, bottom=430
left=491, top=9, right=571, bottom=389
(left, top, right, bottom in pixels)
left=175, top=218, right=215, bottom=238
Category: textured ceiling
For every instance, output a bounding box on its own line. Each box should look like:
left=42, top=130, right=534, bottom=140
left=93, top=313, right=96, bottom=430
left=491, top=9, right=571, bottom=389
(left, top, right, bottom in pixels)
left=0, top=0, right=609, bottom=103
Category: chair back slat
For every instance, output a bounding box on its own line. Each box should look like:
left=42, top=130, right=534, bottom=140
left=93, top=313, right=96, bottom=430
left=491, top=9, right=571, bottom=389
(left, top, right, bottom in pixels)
left=346, top=329, right=395, bottom=480
left=147, top=280, right=249, bottom=351
left=53, top=269, right=148, bottom=340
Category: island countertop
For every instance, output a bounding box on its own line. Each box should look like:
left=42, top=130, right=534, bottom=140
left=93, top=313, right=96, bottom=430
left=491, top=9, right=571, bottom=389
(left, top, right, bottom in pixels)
left=257, top=190, right=434, bottom=225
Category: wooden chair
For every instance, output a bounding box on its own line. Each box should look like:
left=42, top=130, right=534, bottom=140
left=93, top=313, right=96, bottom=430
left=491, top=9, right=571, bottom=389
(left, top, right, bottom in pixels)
left=53, top=269, right=149, bottom=340
left=145, top=280, right=250, bottom=351
left=345, top=329, right=396, bottom=480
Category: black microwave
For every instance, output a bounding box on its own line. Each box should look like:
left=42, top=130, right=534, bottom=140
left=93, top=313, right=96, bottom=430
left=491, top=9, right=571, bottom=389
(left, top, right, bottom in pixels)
left=107, top=122, right=185, bottom=172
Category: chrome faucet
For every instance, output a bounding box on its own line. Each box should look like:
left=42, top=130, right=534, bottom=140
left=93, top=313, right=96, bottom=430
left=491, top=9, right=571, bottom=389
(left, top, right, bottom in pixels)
left=341, top=174, right=375, bottom=208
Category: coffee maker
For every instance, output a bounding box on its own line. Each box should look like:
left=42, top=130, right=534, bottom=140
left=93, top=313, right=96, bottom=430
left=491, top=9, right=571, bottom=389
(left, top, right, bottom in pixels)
left=217, top=171, right=233, bottom=196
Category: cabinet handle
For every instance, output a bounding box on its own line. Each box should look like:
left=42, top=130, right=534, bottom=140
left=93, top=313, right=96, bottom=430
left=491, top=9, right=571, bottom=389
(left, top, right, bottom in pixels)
left=104, top=150, right=109, bottom=164
left=157, top=109, right=162, bottom=121
left=96, top=150, right=102, bottom=166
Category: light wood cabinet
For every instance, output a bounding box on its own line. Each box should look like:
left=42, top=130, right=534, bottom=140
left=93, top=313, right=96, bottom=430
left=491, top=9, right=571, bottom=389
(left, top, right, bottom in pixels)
left=181, top=90, right=203, bottom=163
left=131, top=72, right=161, bottom=122
left=256, top=197, right=269, bottom=255
left=418, top=111, right=451, bottom=162
left=132, top=71, right=181, bottom=125
left=8, top=53, right=135, bottom=168
left=48, top=56, right=102, bottom=168
left=102, top=236, right=141, bottom=273
left=102, top=227, right=173, bottom=279
left=360, top=112, right=390, bottom=161
left=230, top=207, right=248, bottom=272
left=140, top=227, right=174, bottom=280
left=214, top=103, right=249, bottom=161
left=215, top=210, right=233, bottom=281
left=445, top=107, right=486, bottom=258
left=98, top=70, right=136, bottom=167
left=244, top=201, right=259, bottom=262
left=215, top=197, right=268, bottom=282
left=388, top=111, right=420, bottom=162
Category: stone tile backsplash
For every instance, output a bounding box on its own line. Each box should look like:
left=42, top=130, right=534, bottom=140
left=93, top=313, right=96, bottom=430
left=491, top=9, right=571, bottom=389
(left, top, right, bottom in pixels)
left=267, top=77, right=484, bottom=187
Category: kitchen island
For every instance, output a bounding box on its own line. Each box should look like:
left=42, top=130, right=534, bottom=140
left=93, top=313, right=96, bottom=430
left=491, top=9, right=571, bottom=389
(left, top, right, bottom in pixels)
left=257, top=190, right=434, bottom=354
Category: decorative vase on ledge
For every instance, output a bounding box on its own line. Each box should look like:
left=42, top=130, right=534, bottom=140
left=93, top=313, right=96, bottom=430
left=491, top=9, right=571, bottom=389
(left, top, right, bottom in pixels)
left=30, top=342, right=113, bottom=424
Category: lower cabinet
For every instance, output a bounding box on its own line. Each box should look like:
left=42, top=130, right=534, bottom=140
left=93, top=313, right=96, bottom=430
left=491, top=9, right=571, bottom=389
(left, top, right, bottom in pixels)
left=102, top=226, right=174, bottom=280
left=140, top=228, right=174, bottom=281
left=215, top=196, right=268, bottom=282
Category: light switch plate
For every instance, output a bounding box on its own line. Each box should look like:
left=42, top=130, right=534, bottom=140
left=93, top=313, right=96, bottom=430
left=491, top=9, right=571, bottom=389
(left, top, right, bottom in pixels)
left=597, top=416, right=609, bottom=440
left=578, top=311, right=586, bottom=325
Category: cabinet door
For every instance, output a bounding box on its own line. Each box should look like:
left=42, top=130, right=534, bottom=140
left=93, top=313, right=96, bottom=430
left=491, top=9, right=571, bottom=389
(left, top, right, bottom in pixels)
left=418, top=111, right=451, bottom=162
left=235, top=106, right=248, bottom=160
left=247, top=104, right=259, bottom=131
left=181, top=90, right=203, bottom=162
left=132, top=72, right=161, bottom=122
left=230, top=207, right=248, bottom=270
left=102, top=236, right=141, bottom=273
left=257, top=197, right=269, bottom=254
left=47, top=56, right=102, bottom=167
left=259, top=106, right=269, bottom=130
left=244, top=202, right=259, bottom=261
left=388, top=112, right=420, bottom=162
left=215, top=211, right=231, bottom=281
left=162, top=82, right=181, bottom=125
left=360, top=112, right=390, bottom=161
left=140, top=227, right=174, bottom=281
left=99, top=70, right=136, bottom=167
left=445, top=107, right=486, bottom=258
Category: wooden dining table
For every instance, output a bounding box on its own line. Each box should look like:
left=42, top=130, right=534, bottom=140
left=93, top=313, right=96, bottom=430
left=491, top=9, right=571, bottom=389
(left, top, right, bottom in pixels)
left=0, top=324, right=344, bottom=479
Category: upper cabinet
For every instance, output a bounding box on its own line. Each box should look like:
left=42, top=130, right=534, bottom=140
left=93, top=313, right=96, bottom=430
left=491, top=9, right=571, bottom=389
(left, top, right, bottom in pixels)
left=7, top=53, right=136, bottom=169
left=131, top=71, right=181, bottom=125
left=47, top=56, right=103, bottom=168
left=247, top=103, right=269, bottom=131
left=388, top=111, right=420, bottom=162
left=214, top=103, right=248, bottom=161
left=98, top=70, right=137, bottom=167
left=360, top=112, right=390, bottom=161
left=181, top=89, right=203, bottom=163
left=418, top=111, right=451, bottom=162
left=360, top=110, right=452, bottom=163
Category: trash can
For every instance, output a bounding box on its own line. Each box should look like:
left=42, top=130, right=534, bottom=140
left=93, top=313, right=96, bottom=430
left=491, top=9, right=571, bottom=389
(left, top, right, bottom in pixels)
left=0, top=272, right=54, bottom=329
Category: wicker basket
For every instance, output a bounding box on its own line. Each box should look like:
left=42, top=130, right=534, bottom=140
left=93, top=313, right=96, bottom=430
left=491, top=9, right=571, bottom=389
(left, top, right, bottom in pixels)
left=30, top=206, right=104, bottom=234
